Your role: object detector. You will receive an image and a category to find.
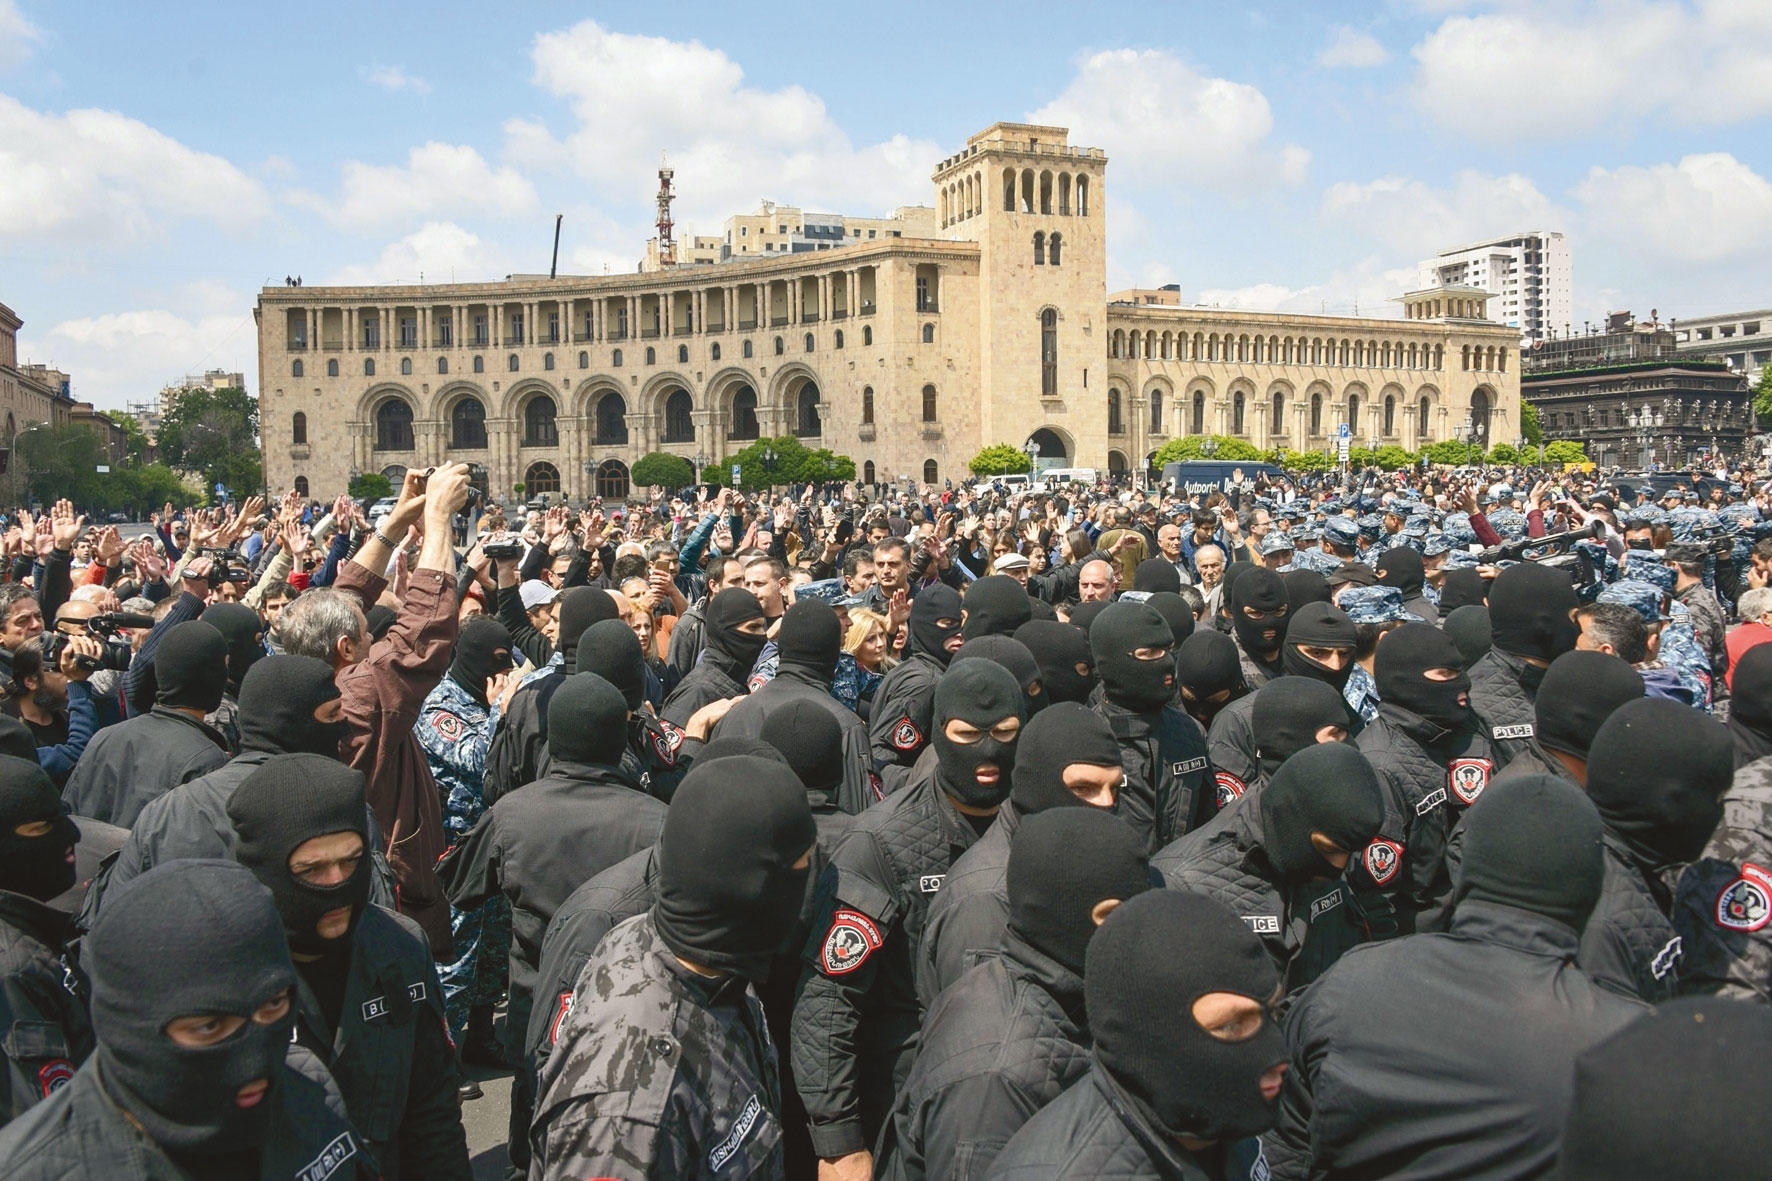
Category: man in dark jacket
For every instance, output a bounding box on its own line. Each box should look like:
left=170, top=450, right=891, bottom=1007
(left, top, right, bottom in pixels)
left=717, top=601, right=878, bottom=814
left=1156, top=742, right=1388, bottom=991
left=882, top=809, right=1154, bottom=1181
left=794, top=660, right=1023, bottom=1178
left=437, top=672, right=667, bottom=1178
left=1269, top=774, right=1647, bottom=1181
left=1177, top=628, right=1250, bottom=736
left=60, top=620, right=232, bottom=826
left=986, top=890, right=1283, bottom=1180
left=870, top=584, right=962, bottom=769
left=1089, top=601, right=1216, bottom=849
left=659, top=586, right=765, bottom=728
left=1468, top=563, right=1579, bottom=769
left=0, top=756, right=89, bottom=1121
left=1506, top=650, right=1644, bottom=786
left=1581, top=698, right=1732, bottom=1002
left=228, top=754, right=469, bottom=1179
left=531, top=755, right=816, bottom=1180
left=1226, top=565, right=1290, bottom=689
left=916, top=702, right=1124, bottom=1006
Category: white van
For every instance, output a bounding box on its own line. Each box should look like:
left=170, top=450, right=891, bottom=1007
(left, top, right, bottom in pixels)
left=1041, top=467, right=1099, bottom=485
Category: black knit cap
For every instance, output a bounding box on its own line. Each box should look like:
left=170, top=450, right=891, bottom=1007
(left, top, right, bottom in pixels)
left=155, top=619, right=230, bottom=712
left=1007, top=808, right=1154, bottom=976
left=954, top=635, right=1044, bottom=715
left=776, top=600, right=841, bottom=683
left=1374, top=547, right=1424, bottom=596
left=1457, top=772, right=1604, bottom=932
left=1560, top=997, right=1772, bottom=1180
left=1587, top=698, right=1732, bottom=867
left=1258, top=742, right=1385, bottom=880
left=1281, top=568, right=1331, bottom=608
left=1013, top=619, right=1097, bottom=704
left=1443, top=604, right=1493, bottom=666
left=1487, top=562, right=1579, bottom=662
left=1133, top=558, right=1182, bottom=595
left=1144, top=591, right=1196, bottom=648
left=1251, top=678, right=1351, bottom=776
left=576, top=618, right=645, bottom=708
left=1534, top=651, right=1643, bottom=759
left=961, top=575, right=1033, bottom=640
left=759, top=698, right=845, bottom=798
left=1438, top=568, right=1489, bottom=615
left=546, top=672, right=630, bottom=766
left=1009, top=701, right=1122, bottom=815
left=555, top=587, right=618, bottom=674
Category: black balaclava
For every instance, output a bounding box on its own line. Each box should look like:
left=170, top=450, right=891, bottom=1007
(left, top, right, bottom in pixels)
left=364, top=605, right=397, bottom=641
left=1438, top=568, right=1489, bottom=616
left=87, top=860, right=296, bottom=1156
left=1374, top=623, right=1474, bottom=734
left=1010, top=702, right=1122, bottom=816
left=0, top=755, right=78, bottom=900
left=554, top=587, right=618, bottom=675
left=1229, top=566, right=1290, bottom=662
left=1443, top=604, right=1493, bottom=666
left=1008, top=809, right=1154, bottom=977
left=961, top=575, right=1033, bottom=640
left=448, top=616, right=514, bottom=707
left=1487, top=562, right=1579, bottom=664
left=201, top=603, right=265, bottom=696
left=0, top=715, right=35, bottom=763
left=236, top=655, right=345, bottom=757
left=577, top=618, right=645, bottom=709
left=1251, top=679, right=1350, bottom=779
left=759, top=699, right=845, bottom=804
left=1067, top=599, right=1111, bottom=636
left=1090, top=602, right=1176, bottom=713
left=1282, top=602, right=1358, bottom=693
left=1727, top=642, right=1772, bottom=768
left=1133, top=558, right=1182, bottom=595
left=1088, top=890, right=1285, bottom=1143
left=1535, top=651, right=1644, bottom=760
left=1586, top=698, right=1732, bottom=867
left=547, top=673, right=630, bottom=766
left=776, top=600, right=841, bottom=685
left=1145, top=591, right=1197, bottom=649
left=692, top=735, right=791, bottom=768
left=1174, top=630, right=1248, bottom=730
left=1014, top=619, right=1097, bottom=704
left=703, top=586, right=768, bottom=680
left=1374, top=547, right=1425, bottom=597
left=227, top=754, right=371, bottom=956
left=932, top=660, right=1024, bottom=808
left=652, top=755, right=816, bottom=982
left=1281, top=569, right=1331, bottom=609
left=1258, top=743, right=1385, bottom=880
left=1457, top=773, right=1604, bottom=932
left=155, top=620, right=229, bottom=713
left=909, top=584, right=963, bottom=666
left=1560, top=997, right=1772, bottom=1181
left=955, top=635, right=1044, bottom=716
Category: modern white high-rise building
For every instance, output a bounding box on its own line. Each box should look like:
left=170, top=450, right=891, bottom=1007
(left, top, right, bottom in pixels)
left=1419, top=231, right=1570, bottom=346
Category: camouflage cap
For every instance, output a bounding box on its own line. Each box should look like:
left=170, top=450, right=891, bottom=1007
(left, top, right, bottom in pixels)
left=1339, top=585, right=1408, bottom=625
left=1260, top=531, right=1296, bottom=555
left=1323, top=517, right=1360, bottom=547
left=1597, top=578, right=1669, bottom=623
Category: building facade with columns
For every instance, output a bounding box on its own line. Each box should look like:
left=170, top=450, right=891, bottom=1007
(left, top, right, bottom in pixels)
left=255, top=122, right=1520, bottom=502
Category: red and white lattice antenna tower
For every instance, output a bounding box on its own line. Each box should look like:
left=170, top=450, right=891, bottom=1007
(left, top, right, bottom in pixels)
left=656, top=151, right=676, bottom=267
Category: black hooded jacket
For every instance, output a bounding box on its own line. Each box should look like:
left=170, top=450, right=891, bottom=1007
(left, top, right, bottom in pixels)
left=870, top=652, right=946, bottom=771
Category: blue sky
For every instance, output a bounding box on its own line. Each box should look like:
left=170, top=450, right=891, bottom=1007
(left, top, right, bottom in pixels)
left=4, top=0, right=1769, bottom=410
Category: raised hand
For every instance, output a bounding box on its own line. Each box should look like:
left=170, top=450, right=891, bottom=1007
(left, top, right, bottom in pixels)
left=49, top=500, right=84, bottom=552
left=93, top=525, right=125, bottom=565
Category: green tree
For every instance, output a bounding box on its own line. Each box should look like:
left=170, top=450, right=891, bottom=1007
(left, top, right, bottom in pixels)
left=1754, top=366, right=1772, bottom=427
left=349, top=472, right=393, bottom=501
left=727, top=436, right=810, bottom=490
left=157, top=384, right=260, bottom=499
left=799, top=448, right=857, bottom=484
left=1284, top=450, right=1332, bottom=472
left=1151, top=435, right=1265, bottom=466
left=16, top=423, right=106, bottom=508
left=1370, top=445, right=1417, bottom=470
left=1421, top=439, right=1479, bottom=465
left=967, top=443, right=1034, bottom=476
left=111, top=463, right=189, bottom=516
left=1487, top=443, right=1522, bottom=464
left=1520, top=400, right=1544, bottom=447
left=101, top=410, right=153, bottom=463
left=1543, top=440, right=1590, bottom=465
left=630, top=452, right=696, bottom=489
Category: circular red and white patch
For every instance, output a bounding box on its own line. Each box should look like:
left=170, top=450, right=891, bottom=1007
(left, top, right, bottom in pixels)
left=38, top=1059, right=73, bottom=1097
left=1448, top=758, right=1492, bottom=806
left=1716, top=865, right=1772, bottom=932
left=891, top=718, right=922, bottom=751
left=1213, top=772, right=1246, bottom=809
left=820, top=908, right=883, bottom=976
left=1363, top=838, right=1403, bottom=887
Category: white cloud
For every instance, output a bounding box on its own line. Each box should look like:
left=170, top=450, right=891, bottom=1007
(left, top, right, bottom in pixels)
left=362, top=64, right=432, bottom=94
left=26, top=299, right=256, bottom=411
left=299, top=141, right=540, bottom=232
left=1410, top=1, right=1772, bottom=140
left=0, top=1, right=42, bottom=71
left=1196, top=258, right=1421, bottom=317
left=0, top=94, right=269, bottom=244
left=1030, top=48, right=1309, bottom=193
left=1319, top=27, right=1390, bottom=68
left=507, top=20, right=940, bottom=224
left=1320, top=169, right=1567, bottom=258
left=328, top=222, right=508, bottom=287
left=1574, top=152, right=1772, bottom=265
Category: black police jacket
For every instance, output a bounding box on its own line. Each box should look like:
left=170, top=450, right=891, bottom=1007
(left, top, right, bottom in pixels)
left=869, top=652, right=944, bottom=771
left=914, top=802, right=1020, bottom=1010
left=59, top=707, right=230, bottom=828
left=0, top=892, right=91, bottom=1123
left=1091, top=697, right=1217, bottom=851
left=293, top=904, right=468, bottom=1180
left=1580, top=831, right=1685, bottom=1003
left=1467, top=648, right=1542, bottom=769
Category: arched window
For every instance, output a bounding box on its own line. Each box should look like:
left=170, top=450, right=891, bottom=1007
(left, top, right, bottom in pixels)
left=796, top=384, right=822, bottom=437
left=596, top=460, right=629, bottom=500
left=595, top=393, right=629, bottom=445
left=774, top=337, right=784, bottom=356
left=1233, top=392, right=1245, bottom=435
left=1310, top=394, right=1323, bottom=435
left=742, top=340, right=753, bottom=359
left=1271, top=391, right=1285, bottom=435
left=1108, top=389, right=1123, bottom=435
left=1150, top=389, right=1163, bottom=432
left=834, top=330, right=844, bottom=350
left=612, top=349, right=623, bottom=367
left=1033, top=231, right=1046, bottom=266
left=678, top=345, right=688, bottom=364
left=711, top=343, right=721, bottom=361
left=921, top=323, right=934, bottom=344
left=1049, top=233, right=1062, bottom=266
left=294, top=476, right=309, bottom=497
left=1003, top=168, right=1016, bottom=211
left=523, top=395, right=559, bottom=447
left=472, top=355, right=484, bottom=373
left=1077, top=175, right=1089, bottom=216
left=437, top=357, right=448, bottom=374
left=645, top=347, right=655, bottom=366
left=922, top=459, right=939, bottom=485
left=862, top=386, right=875, bottom=425
left=663, top=389, right=694, bottom=442
left=1191, top=391, right=1205, bottom=435
left=525, top=462, right=561, bottom=496
left=374, top=400, right=414, bottom=452
left=364, top=358, right=376, bottom=376
left=863, top=460, right=876, bottom=483
left=729, top=387, right=759, bottom=440
left=545, top=352, right=557, bottom=371
left=1347, top=394, right=1360, bottom=435
left=451, top=397, right=487, bottom=449
left=292, top=412, right=307, bottom=445
left=1384, top=396, right=1396, bottom=435
left=1419, top=395, right=1431, bottom=433
left=292, top=360, right=303, bottom=377
left=863, top=326, right=872, bottom=346
left=1041, top=309, right=1058, bottom=397
left=327, top=359, right=339, bottom=378
left=921, top=384, right=938, bottom=423
left=579, top=351, right=589, bottom=369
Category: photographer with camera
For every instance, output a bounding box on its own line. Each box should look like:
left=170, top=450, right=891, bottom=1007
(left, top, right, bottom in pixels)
left=1, top=629, right=104, bottom=785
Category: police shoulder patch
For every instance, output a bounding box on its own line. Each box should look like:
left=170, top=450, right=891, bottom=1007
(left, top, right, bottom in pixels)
left=430, top=711, right=467, bottom=742
left=1651, top=935, right=1683, bottom=981
left=1492, top=724, right=1534, bottom=740
left=1213, top=771, right=1246, bottom=809
left=1448, top=757, right=1493, bottom=806
left=1715, top=863, right=1772, bottom=932
left=891, top=717, right=922, bottom=751
left=1363, top=838, right=1403, bottom=887
left=651, top=720, right=685, bottom=766
left=1414, top=787, right=1447, bottom=816
left=821, top=908, right=883, bottom=975
left=549, top=991, right=575, bottom=1045
left=37, top=1059, right=73, bottom=1097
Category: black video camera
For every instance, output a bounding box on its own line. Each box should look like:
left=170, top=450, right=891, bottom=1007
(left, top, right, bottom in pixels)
left=194, top=546, right=252, bottom=586
left=482, top=533, right=525, bottom=561
left=45, top=609, right=151, bottom=673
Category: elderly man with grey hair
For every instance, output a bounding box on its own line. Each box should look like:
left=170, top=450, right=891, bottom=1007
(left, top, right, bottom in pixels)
left=1194, top=543, right=1228, bottom=624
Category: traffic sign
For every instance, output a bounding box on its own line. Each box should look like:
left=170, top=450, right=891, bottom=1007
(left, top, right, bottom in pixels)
left=730, top=464, right=741, bottom=484
left=1338, top=423, right=1351, bottom=439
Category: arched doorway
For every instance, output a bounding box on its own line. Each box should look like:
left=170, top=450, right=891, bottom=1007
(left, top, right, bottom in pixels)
left=596, top=459, right=630, bottom=500
left=1026, top=428, right=1067, bottom=469
left=525, top=461, right=560, bottom=497
left=795, top=383, right=821, bottom=438
left=729, top=387, right=759, bottom=440
left=1107, top=451, right=1128, bottom=478
left=663, top=389, right=694, bottom=442
left=863, top=460, right=876, bottom=484
left=594, top=393, right=628, bottom=445
left=1470, top=387, right=1493, bottom=448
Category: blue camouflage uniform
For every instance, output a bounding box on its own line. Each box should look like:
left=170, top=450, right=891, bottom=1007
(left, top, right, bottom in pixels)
left=1338, top=585, right=1408, bottom=723
left=416, top=674, right=513, bottom=1039
left=1596, top=578, right=1711, bottom=711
